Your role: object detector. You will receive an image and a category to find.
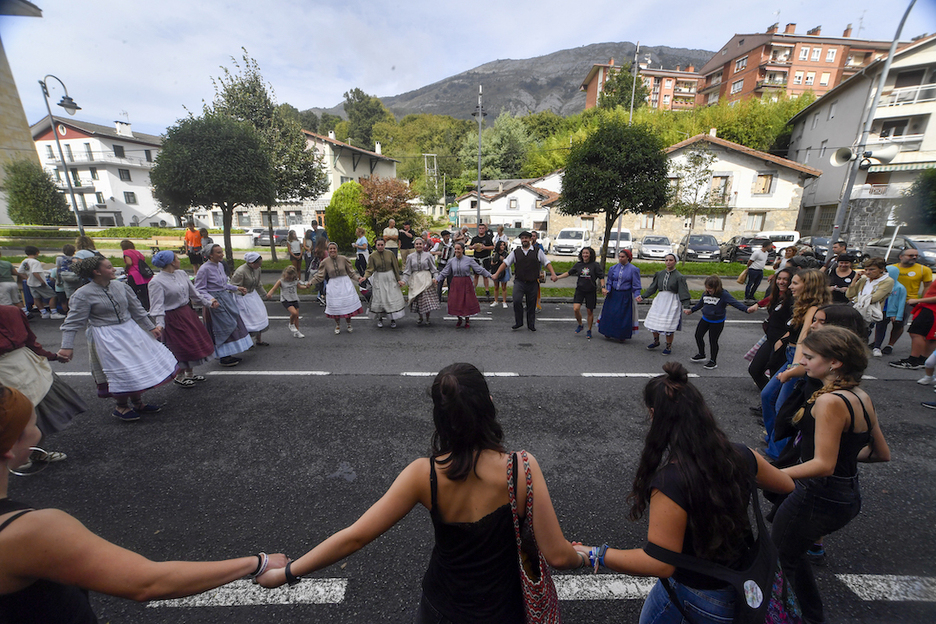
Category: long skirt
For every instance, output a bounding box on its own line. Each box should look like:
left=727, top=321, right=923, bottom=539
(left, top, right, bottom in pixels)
left=36, top=373, right=87, bottom=436
left=408, top=270, right=440, bottom=315
left=325, top=275, right=363, bottom=319
left=88, top=320, right=178, bottom=397
left=203, top=290, right=254, bottom=358
left=236, top=290, right=269, bottom=333
left=163, top=305, right=215, bottom=368
left=643, top=291, right=682, bottom=334
left=598, top=289, right=638, bottom=340
left=369, top=271, right=406, bottom=320
left=0, top=347, right=85, bottom=435
left=446, top=275, right=481, bottom=317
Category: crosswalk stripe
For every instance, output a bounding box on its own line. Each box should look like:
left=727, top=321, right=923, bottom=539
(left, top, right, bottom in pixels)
left=837, top=574, right=936, bottom=601
left=554, top=575, right=656, bottom=600
left=147, top=578, right=348, bottom=607
left=582, top=373, right=701, bottom=378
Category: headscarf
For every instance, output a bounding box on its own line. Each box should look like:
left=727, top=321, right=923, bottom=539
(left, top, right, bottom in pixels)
left=152, top=250, right=176, bottom=268
left=0, top=387, right=32, bottom=455
left=619, top=248, right=633, bottom=262
left=244, top=252, right=261, bottom=263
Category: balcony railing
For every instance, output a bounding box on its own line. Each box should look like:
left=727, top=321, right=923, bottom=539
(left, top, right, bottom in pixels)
left=768, top=56, right=792, bottom=65
left=879, top=83, right=936, bottom=107
left=850, top=181, right=911, bottom=199
left=872, top=134, right=925, bottom=152
left=756, top=79, right=788, bottom=89
left=43, top=151, right=154, bottom=168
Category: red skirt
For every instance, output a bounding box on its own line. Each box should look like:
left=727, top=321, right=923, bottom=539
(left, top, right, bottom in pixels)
left=163, top=305, right=215, bottom=363
left=447, top=276, right=481, bottom=317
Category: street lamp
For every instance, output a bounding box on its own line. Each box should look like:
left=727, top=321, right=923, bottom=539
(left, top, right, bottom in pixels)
left=471, top=85, right=486, bottom=229
left=39, top=74, right=85, bottom=235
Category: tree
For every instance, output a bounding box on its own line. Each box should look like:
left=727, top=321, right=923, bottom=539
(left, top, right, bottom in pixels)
left=2, top=159, right=74, bottom=225
left=521, top=110, right=564, bottom=141
left=319, top=112, right=342, bottom=134
left=667, top=144, right=726, bottom=262
left=151, top=114, right=274, bottom=261
left=324, top=181, right=374, bottom=249
left=598, top=63, right=650, bottom=112
left=559, top=112, right=669, bottom=262
left=897, top=169, right=936, bottom=234
left=458, top=112, right=534, bottom=180
left=343, top=88, right=394, bottom=149
left=298, top=109, right=319, bottom=133
left=359, top=176, right=421, bottom=233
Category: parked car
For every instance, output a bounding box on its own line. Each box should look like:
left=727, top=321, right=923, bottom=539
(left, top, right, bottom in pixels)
left=861, top=234, right=936, bottom=267
left=677, top=234, right=720, bottom=262
left=600, top=229, right=633, bottom=257
left=794, top=236, right=831, bottom=262
left=510, top=230, right=550, bottom=252
left=634, top=235, right=672, bottom=260
left=719, top=236, right=776, bottom=263
left=245, top=227, right=267, bottom=246
left=257, top=229, right=289, bottom=246
left=756, top=230, right=800, bottom=252
left=552, top=228, right=592, bottom=255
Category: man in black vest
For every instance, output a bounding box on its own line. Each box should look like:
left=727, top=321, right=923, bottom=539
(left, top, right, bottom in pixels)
left=491, top=231, right=556, bottom=331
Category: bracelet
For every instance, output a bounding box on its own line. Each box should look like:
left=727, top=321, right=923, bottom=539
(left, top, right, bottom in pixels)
left=248, top=552, right=269, bottom=584
left=576, top=551, right=588, bottom=569
left=285, top=560, right=302, bottom=587
left=588, top=544, right=609, bottom=573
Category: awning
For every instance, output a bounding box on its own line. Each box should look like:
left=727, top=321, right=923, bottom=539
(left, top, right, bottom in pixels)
left=868, top=162, right=936, bottom=172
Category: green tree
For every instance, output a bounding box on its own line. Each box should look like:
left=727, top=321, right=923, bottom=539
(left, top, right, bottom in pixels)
left=598, top=63, right=650, bottom=112
left=2, top=159, right=74, bottom=225
left=151, top=114, right=274, bottom=261
left=521, top=110, right=564, bottom=141
left=559, top=112, right=669, bottom=261
left=897, top=169, right=936, bottom=234
left=343, top=88, right=394, bottom=149
left=667, top=144, right=726, bottom=262
left=359, top=176, right=421, bottom=233
left=319, top=112, right=342, bottom=134
left=459, top=112, right=534, bottom=180
left=298, top=109, right=319, bottom=133
left=325, top=181, right=374, bottom=249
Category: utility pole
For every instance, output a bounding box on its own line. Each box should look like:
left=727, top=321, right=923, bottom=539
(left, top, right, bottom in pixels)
left=471, top=86, right=486, bottom=228
left=629, top=42, right=640, bottom=125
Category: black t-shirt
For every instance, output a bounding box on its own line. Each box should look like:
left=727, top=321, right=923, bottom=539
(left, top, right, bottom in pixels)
left=399, top=229, right=416, bottom=250
left=829, top=270, right=856, bottom=304
left=470, top=233, right=494, bottom=259
left=568, top=261, right=603, bottom=292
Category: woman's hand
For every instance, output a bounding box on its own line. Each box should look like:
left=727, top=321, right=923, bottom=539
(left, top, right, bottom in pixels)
left=256, top=565, right=287, bottom=589
left=150, top=327, right=162, bottom=340
left=211, top=299, right=220, bottom=309
left=398, top=280, right=406, bottom=287
left=237, top=286, right=248, bottom=295
left=602, top=287, right=609, bottom=295
left=635, top=295, right=643, bottom=303
left=56, top=348, right=73, bottom=363
left=683, top=309, right=692, bottom=315
left=747, top=304, right=759, bottom=313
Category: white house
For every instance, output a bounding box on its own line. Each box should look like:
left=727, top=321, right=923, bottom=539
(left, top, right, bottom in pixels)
left=455, top=171, right=563, bottom=233
left=787, top=34, right=936, bottom=244
left=31, top=117, right=173, bottom=227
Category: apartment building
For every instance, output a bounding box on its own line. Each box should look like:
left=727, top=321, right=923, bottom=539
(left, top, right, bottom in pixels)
left=697, top=23, right=895, bottom=107
left=580, top=60, right=702, bottom=111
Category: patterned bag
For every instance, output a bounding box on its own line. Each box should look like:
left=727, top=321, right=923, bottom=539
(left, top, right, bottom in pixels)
left=507, top=451, right=561, bottom=624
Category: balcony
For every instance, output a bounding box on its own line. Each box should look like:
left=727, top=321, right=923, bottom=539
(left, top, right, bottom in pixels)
left=672, top=99, right=695, bottom=109
left=756, top=78, right=788, bottom=90
left=878, top=83, right=936, bottom=107
left=42, top=151, right=154, bottom=168
left=674, top=86, right=697, bottom=94
left=850, top=181, right=911, bottom=199
left=872, top=134, right=925, bottom=152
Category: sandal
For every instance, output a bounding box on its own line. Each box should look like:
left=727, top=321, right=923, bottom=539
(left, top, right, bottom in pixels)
left=346, top=325, right=354, bottom=333
left=254, top=341, right=271, bottom=346
left=174, top=378, right=197, bottom=388
left=334, top=326, right=341, bottom=335
left=190, top=375, right=207, bottom=382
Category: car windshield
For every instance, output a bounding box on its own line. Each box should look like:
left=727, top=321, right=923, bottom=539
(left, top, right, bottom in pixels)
left=558, top=231, right=583, bottom=240
left=689, top=235, right=717, bottom=245
left=912, top=239, right=936, bottom=250
left=644, top=236, right=669, bottom=245
left=606, top=231, right=630, bottom=241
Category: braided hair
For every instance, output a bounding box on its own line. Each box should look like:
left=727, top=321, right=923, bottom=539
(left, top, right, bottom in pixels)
left=74, top=255, right=107, bottom=279
left=793, top=326, right=868, bottom=423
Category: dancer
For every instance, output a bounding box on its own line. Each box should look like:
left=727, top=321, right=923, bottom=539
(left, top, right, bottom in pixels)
left=772, top=326, right=890, bottom=624
left=401, top=238, right=439, bottom=327
left=572, top=362, right=795, bottom=624
left=552, top=246, right=604, bottom=339
left=490, top=231, right=556, bottom=332
left=489, top=240, right=511, bottom=309
left=436, top=242, right=491, bottom=329
left=598, top=249, right=641, bottom=342
left=266, top=265, right=311, bottom=339
left=56, top=256, right=178, bottom=421
left=256, top=363, right=585, bottom=623
left=361, top=238, right=406, bottom=328
left=352, top=227, right=370, bottom=277
left=148, top=251, right=216, bottom=388
left=120, top=240, right=154, bottom=310
left=638, top=253, right=690, bottom=355
left=231, top=252, right=270, bottom=347
left=685, top=275, right=754, bottom=370
left=193, top=245, right=254, bottom=367
left=747, top=267, right=796, bottom=390
left=307, top=242, right=363, bottom=334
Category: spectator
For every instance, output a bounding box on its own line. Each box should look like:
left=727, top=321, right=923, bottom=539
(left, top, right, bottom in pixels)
left=470, top=223, right=495, bottom=297
left=744, top=240, right=772, bottom=304
left=0, top=251, right=20, bottom=307
left=880, top=248, right=933, bottom=354
left=18, top=247, right=63, bottom=320
left=398, top=222, right=416, bottom=264
left=120, top=240, right=154, bottom=310
left=184, top=221, right=203, bottom=272
left=382, top=218, right=399, bottom=258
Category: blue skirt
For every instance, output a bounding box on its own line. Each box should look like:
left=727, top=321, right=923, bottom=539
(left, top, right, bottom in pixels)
left=598, top=289, right=637, bottom=340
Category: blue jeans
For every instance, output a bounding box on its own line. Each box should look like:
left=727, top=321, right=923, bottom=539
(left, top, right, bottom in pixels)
left=745, top=268, right=764, bottom=300
left=761, top=345, right=796, bottom=459
left=772, top=475, right=862, bottom=624
left=640, top=578, right=735, bottom=624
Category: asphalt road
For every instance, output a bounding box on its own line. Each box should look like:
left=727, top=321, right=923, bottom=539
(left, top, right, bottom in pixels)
left=11, top=302, right=936, bottom=623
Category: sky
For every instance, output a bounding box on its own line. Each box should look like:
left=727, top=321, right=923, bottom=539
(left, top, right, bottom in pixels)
left=2, top=0, right=934, bottom=137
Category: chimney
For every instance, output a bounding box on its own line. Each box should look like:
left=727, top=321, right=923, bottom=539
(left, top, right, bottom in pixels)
left=709, top=128, right=717, bottom=137
left=676, top=65, right=681, bottom=72
left=843, top=23, right=852, bottom=38
left=375, top=141, right=381, bottom=155
left=687, top=64, right=695, bottom=72
left=784, top=23, right=796, bottom=34
left=328, top=130, right=336, bottom=140
left=767, top=23, right=779, bottom=34
left=609, top=58, right=614, bottom=67
left=114, top=121, right=133, bottom=137
left=498, top=182, right=504, bottom=193
left=807, top=26, right=821, bottom=36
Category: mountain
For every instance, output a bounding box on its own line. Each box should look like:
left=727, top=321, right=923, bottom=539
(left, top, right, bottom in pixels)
left=306, top=42, right=715, bottom=122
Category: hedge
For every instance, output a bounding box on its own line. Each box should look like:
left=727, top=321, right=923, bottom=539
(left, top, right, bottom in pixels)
left=0, top=226, right=240, bottom=238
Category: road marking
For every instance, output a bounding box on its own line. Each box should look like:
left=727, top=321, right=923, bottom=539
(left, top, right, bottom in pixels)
left=401, top=371, right=519, bottom=377
left=401, top=372, right=434, bottom=377
left=212, top=371, right=331, bottom=376
left=442, top=316, right=491, bottom=321
left=54, top=372, right=92, bottom=376
left=554, top=574, right=656, bottom=600
left=148, top=578, right=347, bottom=607
left=838, top=574, right=936, bottom=601
left=582, top=373, right=701, bottom=378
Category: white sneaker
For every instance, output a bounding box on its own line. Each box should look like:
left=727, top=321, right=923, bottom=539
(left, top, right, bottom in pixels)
left=490, top=301, right=498, bottom=307
left=917, top=375, right=935, bottom=385
left=872, top=348, right=882, bottom=357
left=293, top=329, right=305, bottom=338
left=50, top=312, right=66, bottom=319
left=40, top=310, right=50, bottom=318
left=442, top=287, right=448, bottom=294
left=502, top=302, right=508, bottom=308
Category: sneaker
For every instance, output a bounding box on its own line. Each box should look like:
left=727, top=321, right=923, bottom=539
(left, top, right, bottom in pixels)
left=317, top=295, right=326, bottom=306
left=916, top=375, right=935, bottom=385
left=690, top=353, right=707, bottom=362
left=881, top=345, right=893, bottom=355
left=490, top=301, right=498, bottom=307
left=704, top=360, right=718, bottom=370
left=872, top=348, right=882, bottom=357
left=586, top=330, right=592, bottom=339
left=442, top=287, right=449, bottom=294
left=132, top=403, right=162, bottom=413
left=50, top=312, right=66, bottom=320
left=30, top=449, right=66, bottom=463
left=923, top=401, right=936, bottom=409
left=40, top=310, right=50, bottom=319
left=485, top=290, right=490, bottom=297
left=575, top=325, right=583, bottom=334
left=889, top=359, right=924, bottom=370
left=662, top=347, right=672, bottom=356
left=390, top=320, right=397, bottom=328
left=806, top=544, right=826, bottom=566
left=646, top=342, right=660, bottom=350
left=502, top=302, right=507, bottom=309
left=377, top=319, right=384, bottom=328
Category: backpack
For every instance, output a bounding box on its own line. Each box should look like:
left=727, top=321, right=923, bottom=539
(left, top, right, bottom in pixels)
left=137, top=256, right=155, bottom=280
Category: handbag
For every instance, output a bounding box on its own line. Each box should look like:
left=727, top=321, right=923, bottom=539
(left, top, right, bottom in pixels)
left=643, top=475, right=803, bottom=624
left=853, top=289, right=883, bottom=323
left=737, top=268, right=749, bottom=284
left=507, top=451, right=561, bottom=624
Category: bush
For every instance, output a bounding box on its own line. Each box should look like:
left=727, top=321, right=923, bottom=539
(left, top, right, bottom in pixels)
left=2, top=160, right=75, bottom=226
left=0, top=228, right=81, bottom=238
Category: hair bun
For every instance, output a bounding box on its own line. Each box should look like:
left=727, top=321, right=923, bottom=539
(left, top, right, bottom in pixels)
left=662, top=361, right=688, bottom=384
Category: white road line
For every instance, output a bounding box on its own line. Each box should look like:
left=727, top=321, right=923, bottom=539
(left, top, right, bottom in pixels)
left=401, top=372, right=519, bottom=377
left=554, top=574, right=656, bottom=600
left=582, top=373, right=701, bottom=378
left=401, top=372, right=434, bottom=377
left=211, top=371, right=331, bottom=376
left=442, top=316, right=491, bottom=321
left=54, top=372, right=92, bottom=376
left=147, top=578, right=347, bottom=607
left=838, top=574, right=936, bottom=602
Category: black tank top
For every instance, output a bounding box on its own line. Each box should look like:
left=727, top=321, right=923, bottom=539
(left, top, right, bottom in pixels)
left=798, top=391, right=873, bottom=478
left=421, top=458, right=523, bottom=624
left=0, top=499, right=99, bottom=624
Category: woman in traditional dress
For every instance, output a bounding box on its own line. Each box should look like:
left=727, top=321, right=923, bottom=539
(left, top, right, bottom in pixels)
left=401, top=238, right=439, bottom=327
left=361, top=238, right=407, bottom=328
left=638, top=253, right=690, bottom=355
left=308, top=242, right=363, bottom=334
left=599, top=249, right=641, bottom=342
left=552, top=246, right=604, bottom=339
left=148, top=251, right=216, bottom=389
left=231, top=252, right=270, bottom=347
left=435, top=242, right=492, bottom=329
left=56, top=256, right=178, bottom=421
left=193, top=245, right=253, bottom=367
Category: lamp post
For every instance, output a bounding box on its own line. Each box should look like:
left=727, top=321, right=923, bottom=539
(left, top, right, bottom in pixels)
left=39, top=74, right=84, bottom=235
left=471, top=85, right=486, bottom=229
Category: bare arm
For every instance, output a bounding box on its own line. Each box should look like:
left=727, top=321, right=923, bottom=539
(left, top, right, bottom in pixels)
left=524, top=454, right=584, bottom=570
left=783, top=393, right=846, bottom=480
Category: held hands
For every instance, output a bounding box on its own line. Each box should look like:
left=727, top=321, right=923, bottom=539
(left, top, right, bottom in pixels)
left=602, top=287, right=609, bottom=295
left=635, top=295, right=643, bottom=303
left=151, top=327, right=163, bottom=340
left=398, top=280, right=406, bottom=287
left=211, top=299, right=220, bottom=309
left=255, top=554, right=289, bottom=588
left=747, top=304, right=759, bottom=313
left=683, top=309, right=692, bottom=315
left=56, top=348, right=73, bottom=363
left=551, top=275, right=559, bottom=282
left=237, top=286, right=248, bottom=295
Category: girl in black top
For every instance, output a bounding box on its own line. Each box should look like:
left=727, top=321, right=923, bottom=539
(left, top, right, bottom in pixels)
left=490, top=240, right=511, bottom=308
left=553, top=246, right=604, bottom=339
left=685, top=275, right=754, bottom=369
left=748, top=267, right=796, bottom=389
left=827, top=254, right=857, bottom=304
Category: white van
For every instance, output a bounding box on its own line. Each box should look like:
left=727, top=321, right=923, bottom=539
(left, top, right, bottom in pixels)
left=601, top=228, right=633, bottom=256
left=553, top=228, right=592, bottom=255
left=756, top=230, right=800, bottom=252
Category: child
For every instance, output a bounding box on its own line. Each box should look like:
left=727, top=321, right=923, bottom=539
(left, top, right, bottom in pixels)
left=54, top=244, right=76, bottom=313
left=18, top=246, right=63, bottom=319
left=266, top=265, right=310, bottom=338
left=684, top=274, right=753, bottom=369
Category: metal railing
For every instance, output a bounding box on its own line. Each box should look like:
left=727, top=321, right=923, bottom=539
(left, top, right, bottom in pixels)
left=850, top=181, right=912, bottom=199
left=878, top=83, right=936, bottom=107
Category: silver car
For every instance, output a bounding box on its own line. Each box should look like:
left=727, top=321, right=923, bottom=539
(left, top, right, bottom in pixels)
left=635, top=235, right=672, bottom=260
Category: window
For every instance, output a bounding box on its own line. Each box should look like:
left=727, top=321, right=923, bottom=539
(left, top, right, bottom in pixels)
left=826, top=49, right=836, bottom=62
left=819, top=140, right=828, bottom=159
left=340, top=176, right=352, bottom=185
left=663, top=95, right=671, bottom=106
left=54, top=168, right=62, bottom=181
left=508, top=197, right=519, bottom=210
left=706, top=214, right=726, bottom=231
left=707, top=92, right=719, bottom=105
left=816, top=205, right=837, bottom=231
left=261, top=211, right=280, bottom=226
left=118, top=169, right=131, bottom=181
left=804, top=147, right=811, bottom=163
left=805, top=72, right=816, bottom=86
left=70, top=168, right=80, bottom=186
left=580, top=217, right=595, bottom=231
left=210, top=212, right=222, bottom=227
left=89, top=167, right=98, bottom=180
left=811, top=48, right=821, bottom=62
left=99, top=216, right=116, bottom=227
left=753, top=174, right=774, bottom=194
left=735, top=57, right=748, bottom=72
left=746, top=212, right=767, bottom=230
left=78, top=194, right=87, bottom=210
left=237, top=212, right=251, bottom=227
left=731, top=79, right=744, bottom=94
left=811, top=112, right=820, bottom=129
left=81, top=143, right=92, bottom=161
left=799, top=47, right=810, bottom=60
left=819, top=72, right=830, bottom=86
left=144, top=149, right=152, bottom=162
left=794, top=71, right=804, bottom=85
left=284, top=211, right=302, bottom=225
left=113, top=145, right=125, bottom=158
left=799, top=206, right=816, bottom=230
left=683, top=217, right=694, bottom=229
left=665, top=79, right=673, bottom=88
left=64, top=144, right=74, bottom=162
left=711, top=176, right=730, bottom=204
left=123, top=191, right=137, bottom=204
left=640, top=213, right=656, bottom=229
left=45, top=145, right=54, bottom=159
left=95, top=192, right=104, bottom=205
left=827, top=101, right=837, bottom=120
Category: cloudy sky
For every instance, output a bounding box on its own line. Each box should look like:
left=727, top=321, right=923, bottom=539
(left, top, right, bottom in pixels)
left=3, top=0, right=934, bottom=136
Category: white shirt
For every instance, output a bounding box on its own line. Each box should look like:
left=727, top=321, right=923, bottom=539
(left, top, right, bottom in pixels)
left=749, top=249, right=769, bottom=271
left=21, top=258, right=45, bottom=288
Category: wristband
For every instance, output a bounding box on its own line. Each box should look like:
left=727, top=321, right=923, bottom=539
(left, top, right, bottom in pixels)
left=248, top=552, right=268, bottom=584
left=285, top=560, right=302, bottom=587
left=576, top=551, right=588, bottom=569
